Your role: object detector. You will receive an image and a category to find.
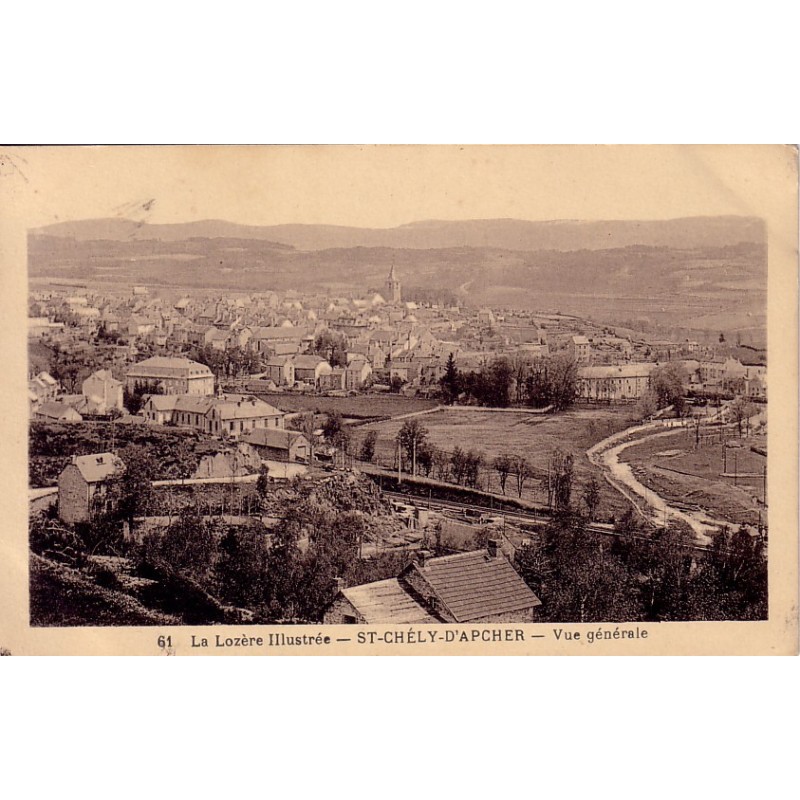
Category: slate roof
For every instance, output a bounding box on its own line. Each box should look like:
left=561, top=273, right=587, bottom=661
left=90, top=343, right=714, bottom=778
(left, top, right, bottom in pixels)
left=341, top=579, right=437, bottom=624
left=406, top=550, right=541, bottom=622
left=69, top=453, right=125, bottom=484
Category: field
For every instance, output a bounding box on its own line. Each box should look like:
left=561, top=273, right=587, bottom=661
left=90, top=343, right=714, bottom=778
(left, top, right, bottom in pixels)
left=621, top=431, right=767, bottom=528
left=353, top=405, right=638, bottom=521
left=258, top=392, right=439, bottom=419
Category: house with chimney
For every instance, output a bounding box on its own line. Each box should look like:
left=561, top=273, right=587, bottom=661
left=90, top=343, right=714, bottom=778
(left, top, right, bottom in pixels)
left=323, top=541, right=541, bottom=624
left=58, top=452, right=126, bottom=523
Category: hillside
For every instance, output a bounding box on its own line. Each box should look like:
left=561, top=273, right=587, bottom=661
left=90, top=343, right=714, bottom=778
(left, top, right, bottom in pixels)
left=28, top=216, right=767, bottom=339
left=33, top=215, right=765, bottom=251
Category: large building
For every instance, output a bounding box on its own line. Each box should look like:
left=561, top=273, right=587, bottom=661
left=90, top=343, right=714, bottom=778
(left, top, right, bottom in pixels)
left=125, top=356, right=214, bottom=396
left=141, top=393, right=284, bottom=438
left=576, top=363, right=655, bottom=402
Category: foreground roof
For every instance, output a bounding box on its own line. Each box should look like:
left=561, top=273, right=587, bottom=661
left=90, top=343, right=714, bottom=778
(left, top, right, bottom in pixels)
left=68, top=452, right=125, bottom=483
left=341, top=579, right=437, bottom=624
left=407, top=550, right=541, bottom=622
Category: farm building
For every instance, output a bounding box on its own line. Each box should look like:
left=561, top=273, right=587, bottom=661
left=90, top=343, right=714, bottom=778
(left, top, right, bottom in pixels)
left=240, top=428, right=311, bottom=463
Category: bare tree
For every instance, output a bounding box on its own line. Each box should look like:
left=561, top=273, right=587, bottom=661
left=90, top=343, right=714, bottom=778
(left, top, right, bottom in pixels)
left=512, top=456, right=532, bottom=498
left=493, top=454, right=514, bottom=495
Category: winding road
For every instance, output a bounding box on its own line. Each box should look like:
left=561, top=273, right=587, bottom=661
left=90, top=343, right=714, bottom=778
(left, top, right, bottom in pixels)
left=587, top=419, right=734, bottom=545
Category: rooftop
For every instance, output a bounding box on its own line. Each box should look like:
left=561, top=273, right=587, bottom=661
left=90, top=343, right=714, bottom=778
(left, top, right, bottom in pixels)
left=341, top=579, right=437, bottom=625
left=68, top=452, right=125, bottom=484
left=405, top=549, right=541, bottom=622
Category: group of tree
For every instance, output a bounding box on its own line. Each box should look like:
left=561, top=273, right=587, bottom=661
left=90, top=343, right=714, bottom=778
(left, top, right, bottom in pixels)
left=123, top=380, right=164, bottom=415
left=637, top=362, right=689, bottom=419
left=192, top=344, right=261, bottom=379
left=514, top=493, right=767, bottom=623
left=310, top=329, right=348, bottom=368
left=322, top=412, right=352, bottom=466
left=440, top=352, right=578, bottom=411
left=492, top=454, right=533, bottom=498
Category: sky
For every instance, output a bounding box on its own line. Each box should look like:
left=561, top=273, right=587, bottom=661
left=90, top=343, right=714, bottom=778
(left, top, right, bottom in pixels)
left=2, top=145, right=795, bottom=230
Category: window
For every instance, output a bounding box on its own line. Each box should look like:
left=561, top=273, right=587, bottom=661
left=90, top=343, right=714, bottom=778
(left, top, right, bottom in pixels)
left=342, top=614, right=358, bottom=624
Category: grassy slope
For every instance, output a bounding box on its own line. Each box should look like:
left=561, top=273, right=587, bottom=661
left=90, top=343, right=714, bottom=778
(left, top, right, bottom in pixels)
left=29, top=553, right=178, bottom=627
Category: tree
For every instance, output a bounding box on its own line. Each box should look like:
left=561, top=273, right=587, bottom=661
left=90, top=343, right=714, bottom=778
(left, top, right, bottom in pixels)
left=493, top=454, right=514, bottom=495
left=635, top=389, right=659, bottom=421
left=512, top=456, right=532, bottom=498
left=124, top=380, right=163, bottom=415
left=548, top=355, right=578, bottom=411
left=117, top=445, right=154, bottom=533
left=583, top=476, right=601, bottom=520
left=255, top=464, right=270, bottom=500
left=397, top=419, right=428, bottom=475
left=729, top=396, right=756, bottom=437
left=216, top=522, right=270, bottom=609
left=359, top=430, right=378, bottom=463
left=550, top=449, right=574, bottom=513
left=451, top=447, right=468, bottom=485
left=464, top=450, right=483, bottom=488
left=432, top=447, right=450, bottom=481
left=650, top=362, right=689, bottom=416
left=416, top=441, right=435, bottom=477
left=440, top=352, right=460, bottom=404
left=312, top=329, right=347, bottom=367
left=389, top=374, right=406, bottom=393
left=509, top=352, right=531, bottom=405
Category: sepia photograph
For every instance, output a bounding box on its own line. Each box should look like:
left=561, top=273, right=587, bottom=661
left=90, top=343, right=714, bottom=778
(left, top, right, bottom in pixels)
left=1, top=144, right=797, bottom=654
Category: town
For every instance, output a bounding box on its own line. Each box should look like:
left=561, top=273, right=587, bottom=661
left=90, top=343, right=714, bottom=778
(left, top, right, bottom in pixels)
left=28, top=259, right=768, bottom=627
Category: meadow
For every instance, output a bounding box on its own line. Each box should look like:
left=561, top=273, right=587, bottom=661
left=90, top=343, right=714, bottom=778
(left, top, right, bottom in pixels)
left=354, top=405, right=638, bottom=520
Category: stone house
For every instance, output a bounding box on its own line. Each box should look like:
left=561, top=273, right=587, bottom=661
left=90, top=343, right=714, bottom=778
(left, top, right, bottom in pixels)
left=58, top=452, right=126, bottom=523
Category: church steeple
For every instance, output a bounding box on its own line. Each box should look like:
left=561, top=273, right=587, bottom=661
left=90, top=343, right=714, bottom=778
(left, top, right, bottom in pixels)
left=386, top=263, right=402, bottom=304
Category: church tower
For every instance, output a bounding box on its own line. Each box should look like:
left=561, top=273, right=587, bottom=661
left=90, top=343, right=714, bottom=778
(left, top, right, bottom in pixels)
left=386, top=264, right=402, bottom=304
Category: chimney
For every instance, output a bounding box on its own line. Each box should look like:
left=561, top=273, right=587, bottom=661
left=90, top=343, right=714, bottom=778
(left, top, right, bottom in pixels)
left=487, top=539, right=499, bottom=558
left=333, top=577, right=345, bottom=593
left=416, top=549, right=431, bottom=567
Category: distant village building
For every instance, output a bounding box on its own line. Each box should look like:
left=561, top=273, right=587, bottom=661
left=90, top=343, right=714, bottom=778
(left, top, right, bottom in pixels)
left=324, top=542, right=541, bottom=624
left=291, top=355, right=332, bottom=388
left=58, top=452, right=125, bottom=523
left=82, top=370, right=124, bottom=413
left=263, top=356, right=296, bottom=386
left=577, top=363, right=655, bottom=402
left=125, top=356, right=215, bottom=396
left=29, top=372, right=60, bottom=410
left=570, top=335, right=591, bottom=365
